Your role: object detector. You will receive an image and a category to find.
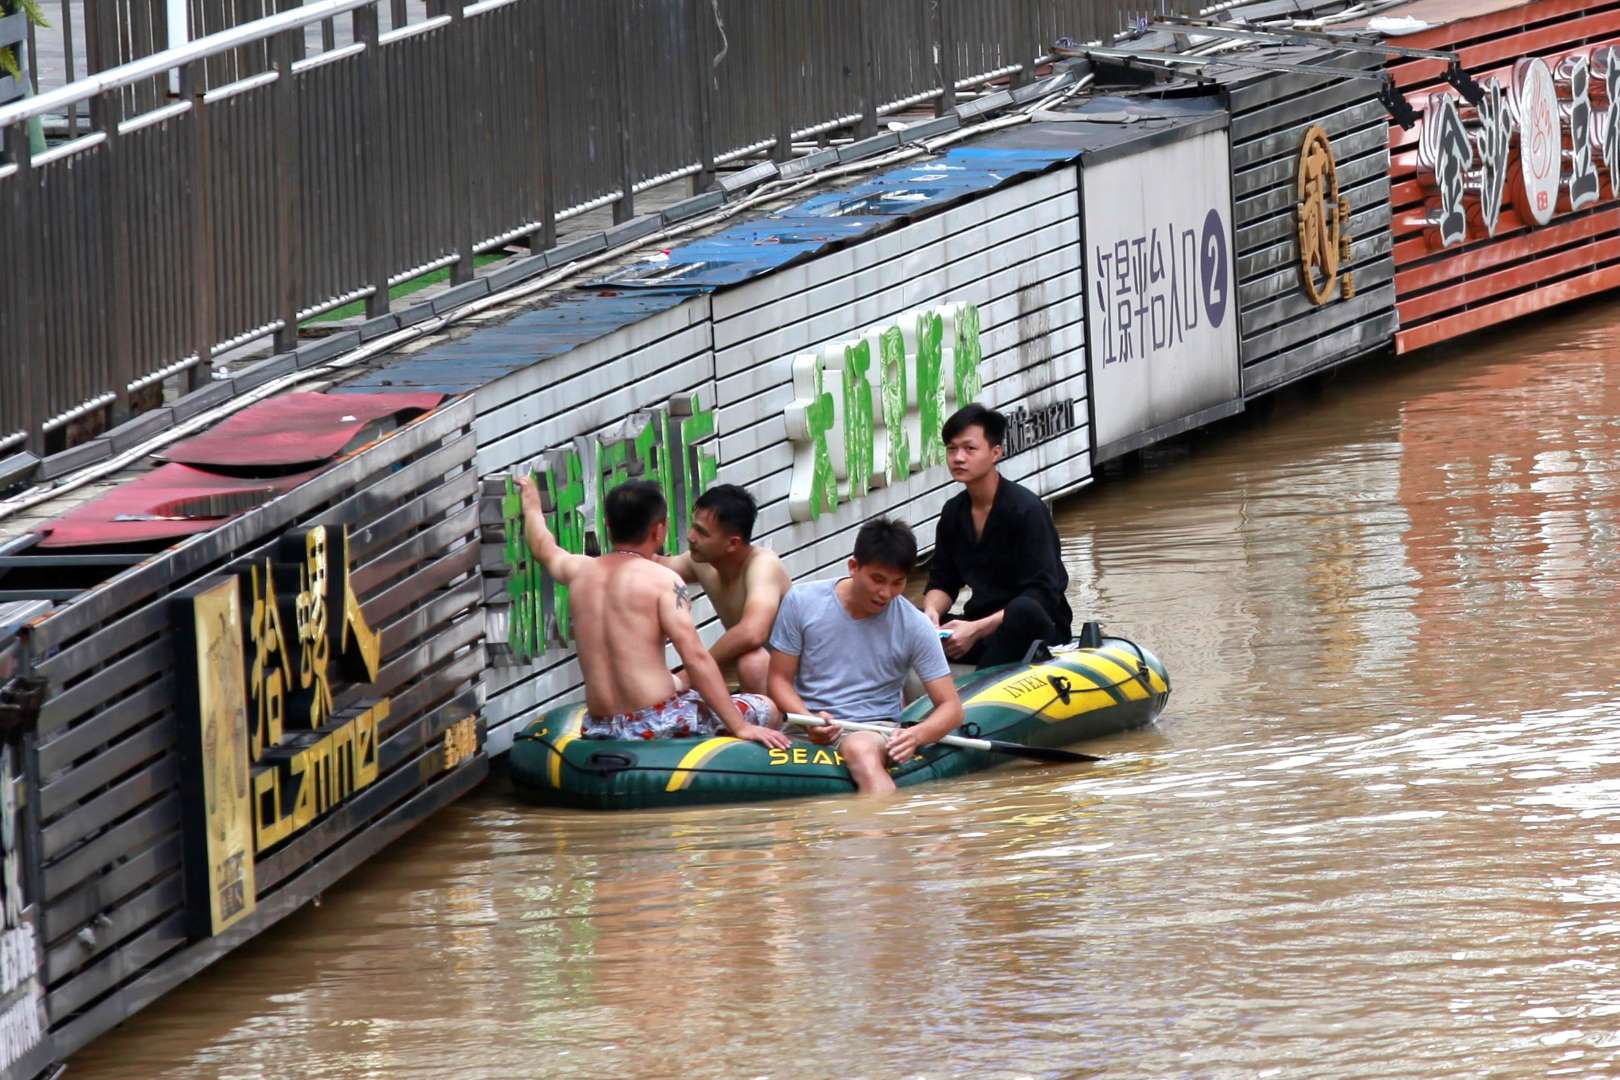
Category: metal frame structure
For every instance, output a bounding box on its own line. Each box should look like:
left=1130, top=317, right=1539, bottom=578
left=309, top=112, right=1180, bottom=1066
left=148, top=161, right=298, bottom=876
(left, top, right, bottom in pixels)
left=0, top=0, right=1199, bottom=465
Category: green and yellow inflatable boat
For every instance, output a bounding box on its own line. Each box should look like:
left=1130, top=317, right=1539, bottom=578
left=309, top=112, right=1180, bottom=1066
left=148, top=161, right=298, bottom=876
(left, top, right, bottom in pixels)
left=508, top=636, right=1170, bottom=809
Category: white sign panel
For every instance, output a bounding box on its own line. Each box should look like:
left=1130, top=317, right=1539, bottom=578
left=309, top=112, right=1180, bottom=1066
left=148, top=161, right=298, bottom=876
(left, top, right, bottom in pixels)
left=1082, top=128, right=1241, bottom=458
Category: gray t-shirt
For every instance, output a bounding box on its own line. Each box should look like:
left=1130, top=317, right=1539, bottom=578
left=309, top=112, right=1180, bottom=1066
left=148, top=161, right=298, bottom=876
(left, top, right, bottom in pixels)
left=768, top=579, right=951, bottom=721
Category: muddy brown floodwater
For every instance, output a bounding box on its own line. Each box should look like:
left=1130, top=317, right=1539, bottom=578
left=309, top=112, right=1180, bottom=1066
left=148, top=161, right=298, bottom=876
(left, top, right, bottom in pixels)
left=71, top=300, right=1620, bottom=1078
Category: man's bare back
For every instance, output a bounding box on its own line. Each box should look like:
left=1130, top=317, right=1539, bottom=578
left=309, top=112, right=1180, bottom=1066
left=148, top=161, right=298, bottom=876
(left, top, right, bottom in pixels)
left=515, top=475, right=790, bottom=749
left=567, top=552, right=690, bottom=717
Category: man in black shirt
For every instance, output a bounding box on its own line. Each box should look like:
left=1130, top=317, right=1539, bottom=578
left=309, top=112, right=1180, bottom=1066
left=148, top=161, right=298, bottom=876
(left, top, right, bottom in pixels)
left=922, top=404, right=1073, bottom=668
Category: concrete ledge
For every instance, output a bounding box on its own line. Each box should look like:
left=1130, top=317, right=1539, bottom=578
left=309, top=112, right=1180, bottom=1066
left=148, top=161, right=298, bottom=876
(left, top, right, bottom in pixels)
left=295, top=331, right=361, bottom=370
left=898, top=115, right=960, bottom=142
left=838, top=132, right=900, bottom=162
left=104, top=408, right=176, bottom=454
left=779, top=147, right=839, bottom=179
left=957, top=89, right=1015, bottom=120
left=171, top=380, right=234, bottom=423
left=395, top=300, right=439, bottom=329
left=234, top=352, right=298, bottom=391
left=357, top=313, right=401, bottom=341
left=605, top=214, right=664, bottom=249
left=718, top=161, right=779, bottom=192
left=486, top=254, right=552, bottom=291
left=432, top=279, right=492, bottom=315
left=0, top=452, right=39, bottom=494
left=547, top=232, right=608, bottom=266
left=39, top=439, right=112, bottom=481
left=661, top=190, right=724, bottom=224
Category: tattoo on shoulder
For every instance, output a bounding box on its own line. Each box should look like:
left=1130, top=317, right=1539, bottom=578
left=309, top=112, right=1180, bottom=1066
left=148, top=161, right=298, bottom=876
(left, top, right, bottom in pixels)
left=674, top=583, right=692, bottom=611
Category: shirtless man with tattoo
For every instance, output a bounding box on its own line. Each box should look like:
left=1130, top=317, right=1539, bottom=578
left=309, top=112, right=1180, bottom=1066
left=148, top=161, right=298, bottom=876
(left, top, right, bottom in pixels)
left=516, top=476, right=792, bottom=747
left=659, top=484, right=789, bottom=694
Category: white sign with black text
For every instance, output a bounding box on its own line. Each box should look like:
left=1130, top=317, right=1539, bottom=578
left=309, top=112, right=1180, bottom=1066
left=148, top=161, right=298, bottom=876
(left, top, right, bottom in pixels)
left=1082, top=128, right=1241, bottom=459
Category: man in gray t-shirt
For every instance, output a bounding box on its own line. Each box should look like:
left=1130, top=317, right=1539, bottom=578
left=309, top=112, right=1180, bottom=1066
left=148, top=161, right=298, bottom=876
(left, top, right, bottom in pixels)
left=767, top=518, right=963, bottom=795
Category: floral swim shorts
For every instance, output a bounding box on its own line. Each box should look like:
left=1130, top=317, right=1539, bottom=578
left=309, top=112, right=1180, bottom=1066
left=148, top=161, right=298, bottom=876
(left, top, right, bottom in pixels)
left=583, top=689, right=777, bottom=740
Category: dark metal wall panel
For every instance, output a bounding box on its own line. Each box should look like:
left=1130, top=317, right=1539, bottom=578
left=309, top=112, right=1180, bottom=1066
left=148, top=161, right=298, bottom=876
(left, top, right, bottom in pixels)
left=16, top=398, right=487, bottom=1061
left=1214, top=47, right=1399, bottom=397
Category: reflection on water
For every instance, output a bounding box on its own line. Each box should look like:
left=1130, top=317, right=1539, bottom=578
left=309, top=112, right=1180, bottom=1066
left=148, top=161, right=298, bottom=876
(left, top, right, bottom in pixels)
left=73, top=301, right=1620, bottom=1078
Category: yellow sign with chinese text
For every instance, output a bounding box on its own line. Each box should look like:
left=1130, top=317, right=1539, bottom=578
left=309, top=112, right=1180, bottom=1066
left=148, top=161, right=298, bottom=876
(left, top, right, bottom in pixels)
left=183, top=578, right=257, bottom=936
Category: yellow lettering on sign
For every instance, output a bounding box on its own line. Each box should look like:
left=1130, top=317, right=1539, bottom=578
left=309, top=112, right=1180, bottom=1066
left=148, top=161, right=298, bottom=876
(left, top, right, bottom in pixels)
left=443, top=716, right=477, bottom=770
left=294, top=528, right=335, bottom=728
left=791, top=747, right=809, bottom=764
left=768, top=748, right=789, bottom=765
left=246, top=561, right=291, bottom=763
left=339, top=526, right=382, bottom=682
left=252, top=701, right=387, bottom=854
left=812, top=749, right=835, bottom=766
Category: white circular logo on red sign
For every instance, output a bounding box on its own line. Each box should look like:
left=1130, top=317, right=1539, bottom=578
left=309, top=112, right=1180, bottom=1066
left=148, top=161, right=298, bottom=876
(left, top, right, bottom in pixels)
left=1514, top=57, right=1561, bottom=225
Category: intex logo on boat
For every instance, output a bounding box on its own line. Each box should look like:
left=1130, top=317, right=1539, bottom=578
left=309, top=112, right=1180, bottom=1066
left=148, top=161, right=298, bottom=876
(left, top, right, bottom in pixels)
left=783, top=302, right=985, bottom=524
left=1415, top=47, right=1619, bottom=250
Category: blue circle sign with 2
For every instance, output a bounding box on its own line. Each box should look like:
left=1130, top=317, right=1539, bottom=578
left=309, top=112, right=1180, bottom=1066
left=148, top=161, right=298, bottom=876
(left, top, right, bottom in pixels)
left=1200, top=208, right=1229, bottom=330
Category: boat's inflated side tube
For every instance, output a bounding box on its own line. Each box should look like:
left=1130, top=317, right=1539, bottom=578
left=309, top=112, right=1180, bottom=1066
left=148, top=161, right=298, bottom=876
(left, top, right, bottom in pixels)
left=508, top=637, right=1170, bottom=810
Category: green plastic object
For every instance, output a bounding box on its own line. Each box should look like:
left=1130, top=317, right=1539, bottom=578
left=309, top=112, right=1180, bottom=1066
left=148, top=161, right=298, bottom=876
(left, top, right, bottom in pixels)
left=508, top=637, right=1171, bottom=810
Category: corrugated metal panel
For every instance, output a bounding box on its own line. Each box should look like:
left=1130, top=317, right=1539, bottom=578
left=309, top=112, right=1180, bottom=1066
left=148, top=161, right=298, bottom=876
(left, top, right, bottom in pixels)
left=19, top=401, right=486, bottom=1061
left=596, top=145, right=1081, bottom=291
left=1110, top=38, right=1399, bottom=395
left=163, top=391, right=444, bottom=468
left=38, top=465, right=317, bottom=549
left=337, top=290, right=698, bottom=396
left=1381, top=0, right=1620, bottom=352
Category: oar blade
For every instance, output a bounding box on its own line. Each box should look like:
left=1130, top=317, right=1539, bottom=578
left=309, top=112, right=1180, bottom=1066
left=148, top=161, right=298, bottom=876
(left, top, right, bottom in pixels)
left=979, top=738, right=1103, bottom=764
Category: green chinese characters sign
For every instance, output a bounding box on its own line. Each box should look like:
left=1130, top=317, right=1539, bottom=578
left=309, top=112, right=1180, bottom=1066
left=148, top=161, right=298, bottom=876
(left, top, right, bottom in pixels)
left=500, top=393, right=719, bottom=664
left=787, top=301, right=984, bottom=522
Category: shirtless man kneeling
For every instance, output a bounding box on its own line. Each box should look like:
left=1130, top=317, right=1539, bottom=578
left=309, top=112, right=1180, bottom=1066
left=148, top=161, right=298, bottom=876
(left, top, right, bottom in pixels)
left=659, top=484, right=789, bottom=694
left=516, top=475, right=792, bottom=748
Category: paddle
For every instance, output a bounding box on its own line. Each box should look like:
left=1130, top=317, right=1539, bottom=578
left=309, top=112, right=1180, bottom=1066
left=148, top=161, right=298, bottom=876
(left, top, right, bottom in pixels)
left=784, top=713, right=1102, bottom=765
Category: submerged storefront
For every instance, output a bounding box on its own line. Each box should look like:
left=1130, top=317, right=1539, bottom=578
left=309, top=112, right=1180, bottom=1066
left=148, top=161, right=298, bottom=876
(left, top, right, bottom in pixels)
left=1375, top=0, right=1620, bottom=351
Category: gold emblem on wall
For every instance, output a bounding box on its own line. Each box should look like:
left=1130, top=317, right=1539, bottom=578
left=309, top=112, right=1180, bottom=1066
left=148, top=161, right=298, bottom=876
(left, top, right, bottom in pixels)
left=1295, top=125, right=1354, bottom=304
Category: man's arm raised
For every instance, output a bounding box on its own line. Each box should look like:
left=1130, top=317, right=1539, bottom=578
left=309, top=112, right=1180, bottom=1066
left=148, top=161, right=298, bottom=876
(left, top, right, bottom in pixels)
left=660, top=573, right=791, bottom=749
left=515, top=475, right=594, bottom=584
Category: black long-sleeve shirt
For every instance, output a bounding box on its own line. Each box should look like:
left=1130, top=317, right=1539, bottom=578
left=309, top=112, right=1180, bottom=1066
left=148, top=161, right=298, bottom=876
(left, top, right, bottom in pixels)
left=925, top=476, right=1072, bottom=639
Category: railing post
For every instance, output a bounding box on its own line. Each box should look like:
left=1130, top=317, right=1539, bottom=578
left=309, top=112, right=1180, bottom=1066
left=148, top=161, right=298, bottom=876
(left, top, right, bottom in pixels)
left=771, top=1, right=791, bottom=162
left=5, top=119, right=45, bottom=455
left=936, top=0, right=957, bottom=116
left=531, top=0, right=555, bottom=251
left=89, top=88, right=136, bottom=424
left=182, top=59, right=215, bottom=392
left=355, top=4, right=391, bottom=317
left=269, top=26, right=301, bottom=352
left=856, top=0, right=877, bottom=138
left=687, top=0, right=715, bottom=192
left=1016, top=0, right=1041, bottom=86
left=610, top=0, right=635, bottom=222
left=444, top=0, right=475, bottom=281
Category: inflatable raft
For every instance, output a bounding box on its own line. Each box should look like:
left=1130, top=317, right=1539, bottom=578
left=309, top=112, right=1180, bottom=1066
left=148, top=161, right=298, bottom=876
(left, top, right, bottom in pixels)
left=508, top=636, right=1170, bottom=809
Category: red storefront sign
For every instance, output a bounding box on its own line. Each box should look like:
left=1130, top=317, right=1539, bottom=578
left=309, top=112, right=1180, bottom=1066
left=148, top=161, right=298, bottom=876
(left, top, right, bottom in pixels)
left=1386, top=0, right=1620, bottom=352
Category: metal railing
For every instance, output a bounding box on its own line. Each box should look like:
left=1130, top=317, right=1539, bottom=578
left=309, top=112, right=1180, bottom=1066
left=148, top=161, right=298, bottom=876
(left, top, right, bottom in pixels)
left=1, top=0, right=1187, bottom=459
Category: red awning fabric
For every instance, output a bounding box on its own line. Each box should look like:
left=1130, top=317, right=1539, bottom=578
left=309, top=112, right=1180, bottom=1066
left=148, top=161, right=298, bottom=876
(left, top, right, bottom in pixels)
left=163, top=390, right=444, bottom=469
left=38, top=464, right=318, bottom=548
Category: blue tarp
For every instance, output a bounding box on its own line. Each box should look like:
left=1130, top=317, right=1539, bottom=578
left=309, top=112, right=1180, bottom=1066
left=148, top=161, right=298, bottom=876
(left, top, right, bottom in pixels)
left=340, top=100, right=1224, bottom=395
